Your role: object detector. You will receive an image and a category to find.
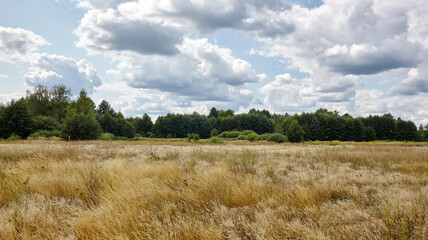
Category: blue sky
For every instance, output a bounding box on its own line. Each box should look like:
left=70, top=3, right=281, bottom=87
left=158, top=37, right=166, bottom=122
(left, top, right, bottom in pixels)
left=1, top=0, right=428, bottom=124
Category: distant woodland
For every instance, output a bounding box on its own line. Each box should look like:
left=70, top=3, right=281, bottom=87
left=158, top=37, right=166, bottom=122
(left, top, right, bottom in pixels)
left=0, top=85, right=427, bottom=142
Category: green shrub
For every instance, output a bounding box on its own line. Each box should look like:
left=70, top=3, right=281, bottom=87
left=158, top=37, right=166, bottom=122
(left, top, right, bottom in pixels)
left=29, top=130, right=61, bottom=139
left=218, top=131, right=241, bottom=138
left=244, top=133, right=260, bottom=142
left=209, top=136, right=223, bottom=144
left=241, top=130, right=256, bottom=136
left=99, top=133, right=114, bottom=141
left=186, top=133, right=200, bottom=142
left=237, top=134, right=246, bottom=140
left=259, top=133, right=288, bottom=143
left=7, top=133, right=21, bottom=141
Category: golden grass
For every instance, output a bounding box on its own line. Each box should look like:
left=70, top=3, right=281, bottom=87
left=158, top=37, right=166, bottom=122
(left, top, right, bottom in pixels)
left=0, top=140, right=427, bottom=239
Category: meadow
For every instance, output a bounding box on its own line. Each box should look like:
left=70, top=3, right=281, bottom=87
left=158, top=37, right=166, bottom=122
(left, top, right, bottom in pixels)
left=0, top=140, right=427, bottom=239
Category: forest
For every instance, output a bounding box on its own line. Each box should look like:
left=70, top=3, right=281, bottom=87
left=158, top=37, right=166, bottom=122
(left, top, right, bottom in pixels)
left=0, top=85, right=427, bottom=142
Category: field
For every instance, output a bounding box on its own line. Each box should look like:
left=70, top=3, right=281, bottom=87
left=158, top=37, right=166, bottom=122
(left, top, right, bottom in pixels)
left=0, top=140, right=427, bottom=239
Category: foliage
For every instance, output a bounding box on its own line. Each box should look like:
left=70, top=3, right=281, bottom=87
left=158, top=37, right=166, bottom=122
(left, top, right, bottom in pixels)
left=132, top=113, right=153, bottom=137
left=287, top=119, right=305, bottom=142
left=364, top=126, right=377, bottom=142
left=29, top=130, right=61, bottom=139
left=62, top=113, right=101, bottom=140
left=7, top=133, right=22, bottom=141
left=218, top=130, right=242, bottom=138
left=210, top=128, right=219, bottom=137
left=98, top=133, right=114, bottom=141
left=186, top=133, right=200, bottom=142
left=209, top=136, right=223, bottom=144
left=33, top=116, right=60, bottom=131
left=244, top=133, right=260, bottom=142
left=0, top=99, right=34, bottom=139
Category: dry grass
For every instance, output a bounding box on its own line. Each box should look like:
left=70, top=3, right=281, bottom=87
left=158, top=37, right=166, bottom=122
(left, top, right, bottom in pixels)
left=0, top=140, right=427, bottom=239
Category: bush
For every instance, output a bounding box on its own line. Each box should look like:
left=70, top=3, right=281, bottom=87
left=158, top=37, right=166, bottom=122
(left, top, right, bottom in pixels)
left=209, top=136, right=223, bottom=144
left=237, top=135, right=246, bottom=140
left=29, top=130, right=61, bottom=139
left=244, top=133, right=260, bottom=142
left=99, top=133, right=114, bottom=141
left=218, top=130, right=241, bottom=138
left=186, top=133, right=200, bottom=142
left=241, top=130, right=256, bottom=136
left=259, top=133, right=288, bottom=143
left=7, top=133, right=21, bottom=141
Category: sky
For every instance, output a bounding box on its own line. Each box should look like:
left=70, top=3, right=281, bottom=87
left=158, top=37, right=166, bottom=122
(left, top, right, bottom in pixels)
left=1, top=0, right=428, bottom=125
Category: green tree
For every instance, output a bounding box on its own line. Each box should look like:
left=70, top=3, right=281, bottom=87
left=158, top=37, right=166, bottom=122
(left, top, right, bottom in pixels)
left=96, top=100, right=114, bottom=115
left=62, top=89, right=100, bottom=140
left=50, top=85, right=71, bottom=122
left=62, top=113, right=101, bottom=140
left=208, top=107, right=219, bottom=118
left=396, top=119, right=418, bottom=141
left=25, top=85, right=50, bottom=117
left=287, top=119, right=305, bottom=143
left=134, top=113, right=153, bottom=137
left=363, top=126, right=376, bottom=142
left=0, top=99, right=34, bottom=139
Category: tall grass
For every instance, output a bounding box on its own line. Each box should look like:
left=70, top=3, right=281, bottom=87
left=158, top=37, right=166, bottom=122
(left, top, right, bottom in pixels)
left=0, top=141, right=427, bottom=239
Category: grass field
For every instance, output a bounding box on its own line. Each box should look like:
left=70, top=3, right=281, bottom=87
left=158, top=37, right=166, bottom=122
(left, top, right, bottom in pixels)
left=0, top=140, right=427, bottom=239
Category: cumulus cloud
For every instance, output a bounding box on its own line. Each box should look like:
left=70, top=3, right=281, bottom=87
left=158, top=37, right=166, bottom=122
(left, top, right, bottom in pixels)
left=74, top=0, right=295, bottom=54
left=0, top=27, right=49, bottom=63
left=25, top=53, right=102, bottom=94
left=113, top=38, right=261, bottom=102
left=390, top=61, right=428, bottom=95
left=75, top=9, right=183, bottom=55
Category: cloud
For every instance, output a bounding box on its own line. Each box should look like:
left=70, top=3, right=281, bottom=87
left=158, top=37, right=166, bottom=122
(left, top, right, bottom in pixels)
left=76, top=0, right=129, bottom=9
left=257, top=0, right=428, bottom=78
left=320, top=39, right=422, bottom=75
left=25, top=53, right=102, bottom=94
left=75, top=9, right=183, bottom=55
left=390, top=61, right=428, bottom=95
left=114, top=38, right=261, bottom=102
left=0, top=27, right=49, bottom=63
left=0, top=93, right=24, bottom=104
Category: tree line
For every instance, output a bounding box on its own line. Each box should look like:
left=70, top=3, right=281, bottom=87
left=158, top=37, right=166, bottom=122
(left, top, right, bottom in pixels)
left=0, top=85, right=426, bottom=142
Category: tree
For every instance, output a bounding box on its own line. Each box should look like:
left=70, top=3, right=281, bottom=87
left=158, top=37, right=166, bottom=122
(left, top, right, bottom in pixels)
left=396, top=119, right=418, bottom=141
left=0, top=99, right=34, bottom=139
left=364, top=126, right=376, bottom=142
left=134, top=113, right=153, bottom=137
left=67, top=89, right=96, bottom=117
left=62, top=89, right=101, bottom=140
left=208, top=107, right=219, bottom=118
left=25, top=85, right=50, bottom=117
left=287, top=119, right=305, bottom=142
left=97, top=100, right=114, bottom=115
left=62, top=113, right=101, bottom=140
left=50, top=85, right=71, bottom=122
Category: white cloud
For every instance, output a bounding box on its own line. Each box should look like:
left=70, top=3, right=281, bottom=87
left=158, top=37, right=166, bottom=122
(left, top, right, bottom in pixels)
left=112, top=38, right=261, bottom=103
left=390, top=61, right=428, bottom=95
left=0, top=93, right=24, bottom=104
left=0, top=27, right=49, bottom=63
left=75, top=8, right=183, bottom=55
left=25, top=53, right=102, bottom=94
